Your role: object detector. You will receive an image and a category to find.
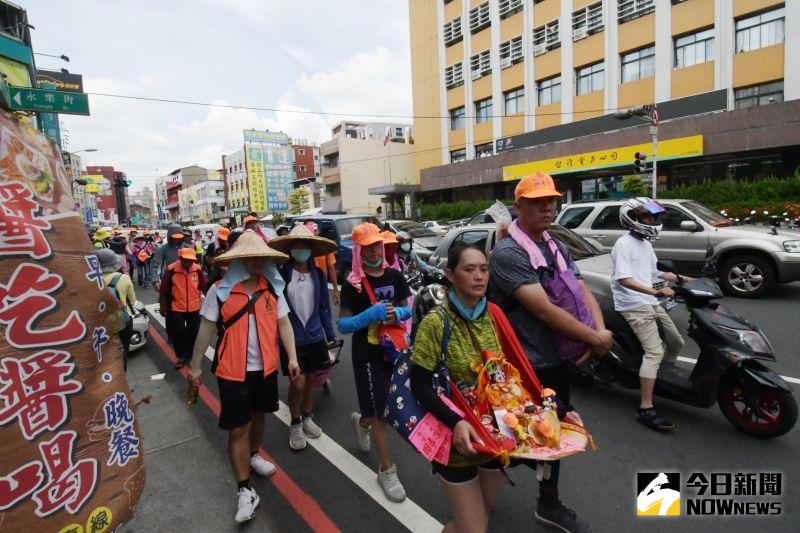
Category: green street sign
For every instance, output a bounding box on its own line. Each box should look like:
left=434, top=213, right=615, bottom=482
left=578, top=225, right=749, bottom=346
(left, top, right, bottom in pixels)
left=8, top=86, right=90, bottom=115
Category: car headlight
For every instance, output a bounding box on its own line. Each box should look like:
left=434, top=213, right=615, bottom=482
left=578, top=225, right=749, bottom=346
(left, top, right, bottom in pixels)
left=431, top=285, right=448, bottom=303
left=784, top=240, right=800, bottom=253
left=718, top=325, right=772, bottom=354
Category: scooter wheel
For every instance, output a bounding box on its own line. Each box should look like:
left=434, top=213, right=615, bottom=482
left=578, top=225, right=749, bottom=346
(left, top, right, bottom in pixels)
left=717, top=377, right=798, bottom=438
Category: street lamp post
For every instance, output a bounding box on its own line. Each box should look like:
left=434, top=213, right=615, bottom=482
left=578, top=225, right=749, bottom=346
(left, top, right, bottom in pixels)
left=614, top=104, right=659, bottom=198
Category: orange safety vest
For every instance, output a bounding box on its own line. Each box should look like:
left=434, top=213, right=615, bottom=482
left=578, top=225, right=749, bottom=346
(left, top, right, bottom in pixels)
left=214, top=275, right=279, bottom=382
left=167, top=261, right=202, bottom=313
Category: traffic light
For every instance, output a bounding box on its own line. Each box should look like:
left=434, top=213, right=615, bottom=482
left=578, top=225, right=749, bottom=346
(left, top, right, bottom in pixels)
left=633, top=152, right=647, bottom=174
left=124, top=179, right=132, bottom=187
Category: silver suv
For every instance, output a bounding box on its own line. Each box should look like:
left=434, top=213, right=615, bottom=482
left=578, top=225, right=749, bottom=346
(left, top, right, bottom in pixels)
left=555, top=199, right=800, bottom=298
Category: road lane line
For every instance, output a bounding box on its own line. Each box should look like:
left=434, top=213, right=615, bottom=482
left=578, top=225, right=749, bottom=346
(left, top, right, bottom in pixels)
left=147, top=322, right=340, bottom=533
left=145, top=304, right=443, bottom=533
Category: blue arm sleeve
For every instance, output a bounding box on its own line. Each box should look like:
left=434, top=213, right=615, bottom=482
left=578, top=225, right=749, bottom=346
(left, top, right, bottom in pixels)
left=337, top=303, right=387, bottom=334
left=413, top=251, right=436, bottom=274
left=394, top=305, right=412, bottom=322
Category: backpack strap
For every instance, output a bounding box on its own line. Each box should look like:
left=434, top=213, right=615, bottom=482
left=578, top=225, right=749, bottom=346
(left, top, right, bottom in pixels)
left=362, top=275, right=378, bottom=304
left=211, top=288, right=268, bottom=374
left=433, top=306, right=451, bottom=395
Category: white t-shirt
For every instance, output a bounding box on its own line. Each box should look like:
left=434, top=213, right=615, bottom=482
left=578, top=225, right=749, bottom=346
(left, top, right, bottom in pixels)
left=610, top=233, right=662, bottom=311
left=200, top=283, right=289, bottom=371
left=287, top=268, right=315, bottom=326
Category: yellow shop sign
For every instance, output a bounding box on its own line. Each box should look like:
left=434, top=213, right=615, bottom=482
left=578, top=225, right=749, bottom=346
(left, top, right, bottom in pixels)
left=503, top=135, right=703, bottom=181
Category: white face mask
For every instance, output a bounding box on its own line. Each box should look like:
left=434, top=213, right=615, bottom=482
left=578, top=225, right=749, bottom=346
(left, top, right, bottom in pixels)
left=400, top=242, right=411, bottom=253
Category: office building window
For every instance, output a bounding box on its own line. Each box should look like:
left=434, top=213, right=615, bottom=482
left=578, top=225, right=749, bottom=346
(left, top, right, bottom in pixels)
left=445, top=62, right=464, bottom=89
left=443, top=16, right=463, bottom=46
left=475, top=143, right=494, bottom=158
left=504, top=87, right=524, bottom=115
left=618, top=0, right=654, bottom=23
left=675, top=28, right=714, bottom=68
left=533, top=19, right=560, bottom=55
left=537, top=76, right=561, bottom=106
left=734, top=80, right=784, bottom=109
left=735, top=7, right=784, bottom=53
left=572, top=1, right=603, bottom=40
left=470, top=49, right=491, bottom=80
left=450, top=106, right=465, bottom=130
left=475, top=98, right=493, bottom=124
left=469, top=2, right=490, bottom=33
left=621, top=46, right=655, bottom=83
left=576, top=62, right=604, bottom=95
left=499, top=0, right=523, bottom=19
left=499, top=36, right=524, bottom=68
left=450, top=148, right=467, bottom=163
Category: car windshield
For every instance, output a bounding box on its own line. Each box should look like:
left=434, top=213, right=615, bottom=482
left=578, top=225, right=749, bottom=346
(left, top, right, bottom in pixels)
left=548, top=225, right=604, bottom=259
left=393, top=221, right=438, bottom=238
left=680, top=200, right=733, bottom=227
left=335, top=217, right=378, bottom=238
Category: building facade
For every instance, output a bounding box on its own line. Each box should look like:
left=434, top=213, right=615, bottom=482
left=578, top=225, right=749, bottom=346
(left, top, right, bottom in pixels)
left=291, top=138, right=323, bottom=209
left=321, top=121, right=416, bottom=215
left=410, top=0, right=799, bottom=201
left=163, top=165, right=218, bottom=223
left=84, top=166, right=130, bottom=225
left=178, top=178, right=225, bottom=223
left=222, top=148, right=249, bottom=215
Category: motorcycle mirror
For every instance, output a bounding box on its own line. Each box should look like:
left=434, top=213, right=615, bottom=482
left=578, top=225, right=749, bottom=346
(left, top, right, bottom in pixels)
left=657, top=260, right=677, bottom=273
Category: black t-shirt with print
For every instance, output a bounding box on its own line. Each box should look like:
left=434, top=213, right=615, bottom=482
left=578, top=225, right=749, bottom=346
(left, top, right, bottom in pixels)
left=340, top=268, right=411, bottom=359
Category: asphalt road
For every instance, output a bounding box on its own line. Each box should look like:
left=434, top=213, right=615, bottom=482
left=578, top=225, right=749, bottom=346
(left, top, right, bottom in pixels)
left=124, top=280, right=800, bottom=532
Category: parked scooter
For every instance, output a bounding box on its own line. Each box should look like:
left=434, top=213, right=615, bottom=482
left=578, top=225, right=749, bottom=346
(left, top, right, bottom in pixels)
left=129, top=301, right=150, bottom=352
left=580, top=257, right=797, bottom=438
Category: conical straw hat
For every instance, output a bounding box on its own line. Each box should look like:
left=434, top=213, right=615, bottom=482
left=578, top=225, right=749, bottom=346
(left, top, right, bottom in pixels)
left=212, top=230, right=288, bottom=264
left=268, top=223, right=336, bottom=257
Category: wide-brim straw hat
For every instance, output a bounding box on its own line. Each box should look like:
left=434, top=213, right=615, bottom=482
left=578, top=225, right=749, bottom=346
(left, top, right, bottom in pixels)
left=213, top=230, right=289, bottom=264
left=268, top=224, right=336, bottom=257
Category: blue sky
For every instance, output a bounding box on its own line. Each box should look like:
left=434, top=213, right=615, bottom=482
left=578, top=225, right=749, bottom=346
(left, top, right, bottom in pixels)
left=23, top=0, right=412, bottom=192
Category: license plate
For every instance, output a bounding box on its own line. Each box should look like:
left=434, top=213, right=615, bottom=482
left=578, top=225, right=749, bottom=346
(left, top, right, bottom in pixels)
left=665, top=298, right=677, bottom=311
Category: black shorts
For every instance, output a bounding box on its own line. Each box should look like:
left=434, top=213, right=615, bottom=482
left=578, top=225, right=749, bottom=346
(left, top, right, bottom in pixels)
left=217, top=370, right=279, bottom=430
left=280, top=340, right=330, bottom=376
left=352, top=344, right=392, bottom=420
left=432, top=461, right=503, bottom=484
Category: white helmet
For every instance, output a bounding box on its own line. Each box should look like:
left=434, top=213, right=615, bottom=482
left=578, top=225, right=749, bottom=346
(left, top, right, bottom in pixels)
left=619, top=197, right=665, bottom=240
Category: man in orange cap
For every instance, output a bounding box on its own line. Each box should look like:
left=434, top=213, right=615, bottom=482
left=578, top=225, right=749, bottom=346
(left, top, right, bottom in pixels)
left=160, top=246, right=207, bottom=368
left=205, top=226, right=232, bottom=287
left=151, top=224, right=191, bottom=292
left=488, top=171, right=607, bottom=533
left=337, top=222, right=411, bottom=503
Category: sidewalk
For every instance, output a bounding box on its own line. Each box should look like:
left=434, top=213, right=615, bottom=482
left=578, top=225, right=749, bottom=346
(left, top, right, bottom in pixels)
left=121, top=343, right=276, bottom=532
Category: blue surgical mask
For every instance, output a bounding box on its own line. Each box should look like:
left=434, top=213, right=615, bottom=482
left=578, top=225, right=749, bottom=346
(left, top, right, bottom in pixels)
left=400, top=243, right=411, bottom=253
left=448, top=292, right=487, bottom=322
left=291, top=248, right=312, bottom=263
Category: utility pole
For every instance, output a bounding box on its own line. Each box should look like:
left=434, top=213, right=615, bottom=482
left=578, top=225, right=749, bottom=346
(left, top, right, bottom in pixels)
left=614, top=104, right=659, bottom=198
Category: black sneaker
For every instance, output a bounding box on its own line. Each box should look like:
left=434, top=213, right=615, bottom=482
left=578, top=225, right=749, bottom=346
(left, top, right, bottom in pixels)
left=535, top=502, right=592, bottom=533
left=636, top=408, right=675, bottom=431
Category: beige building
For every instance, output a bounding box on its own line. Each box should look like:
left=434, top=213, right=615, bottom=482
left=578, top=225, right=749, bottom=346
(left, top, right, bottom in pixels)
left=321, top=121, right=415, bottom=216
left=178, top=171, right=223, bottom=223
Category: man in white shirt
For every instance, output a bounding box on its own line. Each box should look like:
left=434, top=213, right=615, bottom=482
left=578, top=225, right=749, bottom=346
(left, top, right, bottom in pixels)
left=611, top=198, right=693, bottom=431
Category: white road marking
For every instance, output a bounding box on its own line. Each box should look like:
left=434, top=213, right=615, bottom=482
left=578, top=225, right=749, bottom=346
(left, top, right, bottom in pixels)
left=675, top=356, right=800, bottom=385
left=145, top=304, right=443, bottom=532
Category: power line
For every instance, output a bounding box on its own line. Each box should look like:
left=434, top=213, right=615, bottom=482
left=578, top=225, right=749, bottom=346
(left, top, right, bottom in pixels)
left=87, top=91, right=618, bottom=121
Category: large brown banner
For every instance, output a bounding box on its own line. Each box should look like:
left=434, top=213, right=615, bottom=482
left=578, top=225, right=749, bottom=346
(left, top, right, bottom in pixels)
left=0, top=109, right=144, bottom=531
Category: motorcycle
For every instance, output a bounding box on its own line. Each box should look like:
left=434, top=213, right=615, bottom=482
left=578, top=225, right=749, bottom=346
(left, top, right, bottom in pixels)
left=580, top=258, right=797, bottom=438
left=129, top=301, right=150, bottom=352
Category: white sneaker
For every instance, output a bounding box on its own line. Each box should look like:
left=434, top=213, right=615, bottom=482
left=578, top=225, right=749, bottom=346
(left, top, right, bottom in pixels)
left=302, top=415, right=323, bottom=439
left=351, top=411, right=370, bottom=452
left=377, top=464, right=406, bottom=503
left=289, top=423, right=307, bottom=450
left=235, top=487, right=259, bottom=523
left=250, top=454, right=276, bottom=478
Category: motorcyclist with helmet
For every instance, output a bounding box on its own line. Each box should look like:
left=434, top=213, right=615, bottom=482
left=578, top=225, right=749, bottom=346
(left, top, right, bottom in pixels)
left=394, top=231, right=444, bottom=279
left=611, top=197, right=694, bottom=431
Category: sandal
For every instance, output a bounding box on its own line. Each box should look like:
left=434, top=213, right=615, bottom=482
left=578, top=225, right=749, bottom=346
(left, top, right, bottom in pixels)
left=174, top=358, right=187, bottom=370
left=636, top=408, right=675, bottom=431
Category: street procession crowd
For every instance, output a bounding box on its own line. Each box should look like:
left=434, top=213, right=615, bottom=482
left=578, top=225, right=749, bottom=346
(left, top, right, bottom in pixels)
left=88, top=172, right=689, bottom=532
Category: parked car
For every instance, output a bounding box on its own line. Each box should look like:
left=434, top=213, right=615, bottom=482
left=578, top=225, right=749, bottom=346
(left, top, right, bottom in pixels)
left=423, top=220, right=450, bottom=233
left=448, top=218, right=470, bottom=228
left=289, top=214, right=380, bottom=279
left=467, top=205, right=518, bottom=225
left=384, top=219, right=444, bottom=261
left=555, top=199, right=800, bottom=298
left=429, top=223, right=673, bottom=311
